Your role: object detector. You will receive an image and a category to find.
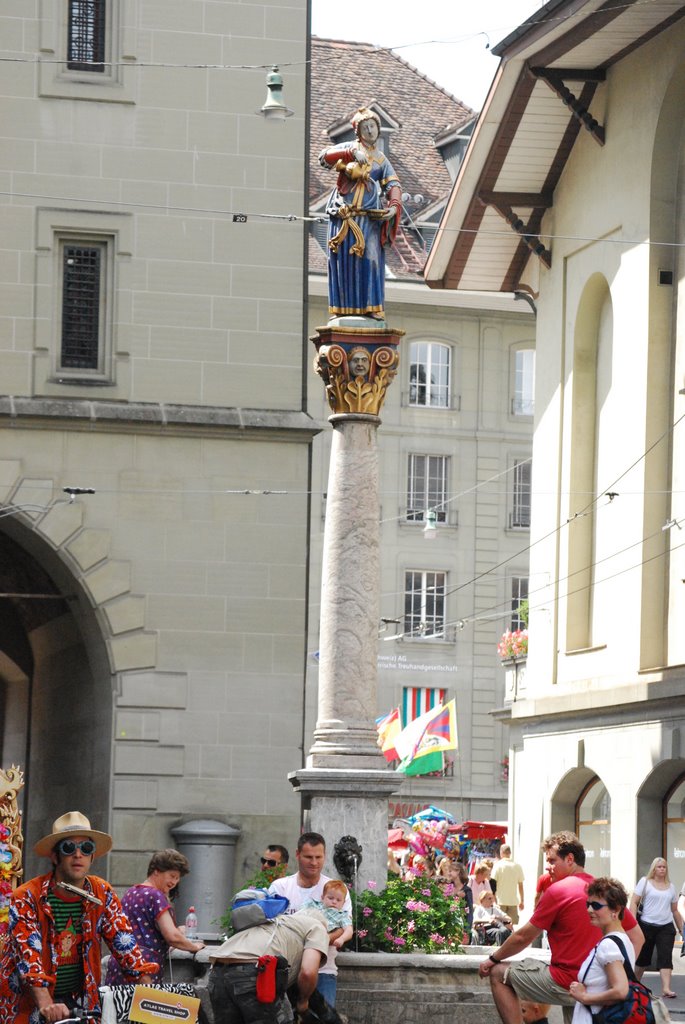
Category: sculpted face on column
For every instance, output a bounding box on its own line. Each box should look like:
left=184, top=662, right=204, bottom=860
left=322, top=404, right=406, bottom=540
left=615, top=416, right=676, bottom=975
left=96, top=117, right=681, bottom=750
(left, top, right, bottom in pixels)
left=349, top=348, right=370, bottom=381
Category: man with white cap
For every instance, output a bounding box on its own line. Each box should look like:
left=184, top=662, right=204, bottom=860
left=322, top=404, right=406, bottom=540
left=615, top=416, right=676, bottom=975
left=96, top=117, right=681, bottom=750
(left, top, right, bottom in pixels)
left=0, top=810, right=157, bottom=1024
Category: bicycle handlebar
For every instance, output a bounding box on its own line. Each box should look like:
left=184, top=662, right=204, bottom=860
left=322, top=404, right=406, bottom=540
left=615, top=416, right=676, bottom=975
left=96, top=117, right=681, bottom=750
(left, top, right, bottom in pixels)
left=42, top=1013, right=101, bottom=1024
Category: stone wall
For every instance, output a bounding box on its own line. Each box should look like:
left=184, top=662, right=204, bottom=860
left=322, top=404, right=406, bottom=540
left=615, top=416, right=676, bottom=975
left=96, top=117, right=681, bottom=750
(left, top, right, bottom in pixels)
left=336, top=952, right=502, bottom=1024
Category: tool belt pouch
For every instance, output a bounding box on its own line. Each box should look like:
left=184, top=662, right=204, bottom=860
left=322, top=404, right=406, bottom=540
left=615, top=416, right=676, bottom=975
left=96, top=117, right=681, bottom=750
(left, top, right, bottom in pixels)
left=275, top=955, right=289, bottom=997
left=256, top=955, right=289, bottom=1002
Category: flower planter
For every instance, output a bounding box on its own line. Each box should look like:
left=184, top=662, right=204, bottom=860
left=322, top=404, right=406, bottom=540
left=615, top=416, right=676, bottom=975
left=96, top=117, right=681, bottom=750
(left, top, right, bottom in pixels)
left=502, top=655, right=527, bottom=702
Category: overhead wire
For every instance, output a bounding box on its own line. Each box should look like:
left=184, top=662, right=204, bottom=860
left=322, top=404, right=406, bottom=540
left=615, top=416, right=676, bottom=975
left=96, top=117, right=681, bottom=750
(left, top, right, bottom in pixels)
left=439, top=410, right=685, bottom=605
left=0, top=0, right=669, bottom=73
left=364, top=410, right=685, bottom=634
left=2, top=189, right=684, bottom=252
left=383, top=521, right=685, bottom=643
left=439, top=513, right=685, bottom=636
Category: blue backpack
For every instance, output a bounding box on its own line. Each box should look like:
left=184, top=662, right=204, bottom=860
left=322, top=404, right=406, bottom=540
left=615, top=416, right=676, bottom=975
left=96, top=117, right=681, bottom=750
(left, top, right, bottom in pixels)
left=230, top=888, right=289, bottom=931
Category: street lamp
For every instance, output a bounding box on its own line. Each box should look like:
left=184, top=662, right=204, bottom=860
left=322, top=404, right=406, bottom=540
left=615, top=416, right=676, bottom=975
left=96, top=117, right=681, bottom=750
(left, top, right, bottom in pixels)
left=423, top=508, right=437, bottom=539
left=258, top=66, right=294, bottom=121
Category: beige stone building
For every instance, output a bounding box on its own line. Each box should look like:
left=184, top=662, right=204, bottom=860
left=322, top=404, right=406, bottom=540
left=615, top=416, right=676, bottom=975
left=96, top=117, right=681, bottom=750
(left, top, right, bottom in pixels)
left=426, top=0, right=685, bottom=894
left=307, top=39, right=535, bottom=823
left=0, top=0, right=313, bottom=895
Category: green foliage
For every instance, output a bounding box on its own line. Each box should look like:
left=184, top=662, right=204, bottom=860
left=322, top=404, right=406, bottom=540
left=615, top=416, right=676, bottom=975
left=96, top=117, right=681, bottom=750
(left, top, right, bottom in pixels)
left=352, top=877, right=467, bottom=953
left=517, top=599, right=529, bottom=627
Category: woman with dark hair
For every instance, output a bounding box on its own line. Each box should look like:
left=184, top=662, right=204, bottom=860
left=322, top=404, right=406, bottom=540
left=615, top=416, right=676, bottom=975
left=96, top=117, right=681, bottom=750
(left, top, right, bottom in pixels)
left=569, top=877, right=634, bottom=1021
left=629, top=856, right=682, bottom=998
left=105, top=849, right=204, bottom=985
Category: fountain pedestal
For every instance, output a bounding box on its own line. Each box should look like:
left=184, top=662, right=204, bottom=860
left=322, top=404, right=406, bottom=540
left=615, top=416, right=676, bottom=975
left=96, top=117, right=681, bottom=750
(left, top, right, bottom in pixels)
left=290, top=324, right=403, bottom=888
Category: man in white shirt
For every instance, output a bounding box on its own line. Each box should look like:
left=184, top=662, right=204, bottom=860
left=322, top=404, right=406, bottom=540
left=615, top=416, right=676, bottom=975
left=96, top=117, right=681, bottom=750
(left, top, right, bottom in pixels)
left=269, top=833, right=352, bottom=1006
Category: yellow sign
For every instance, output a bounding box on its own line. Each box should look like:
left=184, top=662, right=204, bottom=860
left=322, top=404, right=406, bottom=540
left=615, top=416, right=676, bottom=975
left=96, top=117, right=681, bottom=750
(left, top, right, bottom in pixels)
left=128, top=986, right=200, bottom=1024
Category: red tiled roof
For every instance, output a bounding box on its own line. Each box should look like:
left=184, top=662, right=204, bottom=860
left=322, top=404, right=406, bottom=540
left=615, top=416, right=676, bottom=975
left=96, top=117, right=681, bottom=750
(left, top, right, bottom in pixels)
left=310, top=37, right=474, bottom=279
left=310, top=37, right=474, bottom=204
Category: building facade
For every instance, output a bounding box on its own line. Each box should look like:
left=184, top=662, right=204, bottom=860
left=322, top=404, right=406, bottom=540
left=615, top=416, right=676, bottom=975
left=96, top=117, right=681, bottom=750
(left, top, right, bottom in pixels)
left=0, top=0, right=312, bottom=893
left=426, top=0, right=685, bottom=892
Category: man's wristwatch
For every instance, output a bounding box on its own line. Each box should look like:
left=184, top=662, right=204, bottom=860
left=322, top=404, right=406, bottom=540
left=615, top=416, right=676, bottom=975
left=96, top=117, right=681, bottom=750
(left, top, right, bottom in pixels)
left=488, top=954, right=501, bottom=964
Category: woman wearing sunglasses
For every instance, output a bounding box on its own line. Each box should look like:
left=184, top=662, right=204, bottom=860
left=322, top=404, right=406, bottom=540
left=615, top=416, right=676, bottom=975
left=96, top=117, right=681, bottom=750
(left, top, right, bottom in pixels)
left=568, top=878, right=635, bottom=1022
left=105, top=848, right=204, bottom=986
left=628, top=856, right=682, bottom=999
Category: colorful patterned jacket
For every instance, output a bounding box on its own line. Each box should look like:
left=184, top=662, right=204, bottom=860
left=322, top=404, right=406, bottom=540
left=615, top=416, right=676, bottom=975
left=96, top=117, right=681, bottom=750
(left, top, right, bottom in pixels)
left=0, top=871, right=157, bottom=1024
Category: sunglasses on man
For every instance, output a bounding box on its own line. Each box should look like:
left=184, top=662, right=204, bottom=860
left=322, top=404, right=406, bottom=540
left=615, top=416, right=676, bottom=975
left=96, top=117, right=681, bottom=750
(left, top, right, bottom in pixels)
left=56, top=838, right=96, bottom=856
left=260, top=857, right=279, bottom=868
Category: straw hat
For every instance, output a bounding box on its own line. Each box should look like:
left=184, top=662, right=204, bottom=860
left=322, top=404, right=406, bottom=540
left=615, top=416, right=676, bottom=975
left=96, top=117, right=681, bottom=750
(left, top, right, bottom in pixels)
left=34, top=811, right=112, bottom=858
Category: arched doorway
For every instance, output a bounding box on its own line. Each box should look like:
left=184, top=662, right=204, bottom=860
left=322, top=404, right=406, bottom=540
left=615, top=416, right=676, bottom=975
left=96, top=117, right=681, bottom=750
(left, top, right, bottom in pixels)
left=0, top=519, right=113, bottom=880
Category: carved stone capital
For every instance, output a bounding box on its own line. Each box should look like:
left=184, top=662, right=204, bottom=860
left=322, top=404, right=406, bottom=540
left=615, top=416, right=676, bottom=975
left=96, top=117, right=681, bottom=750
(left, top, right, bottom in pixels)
left=312, top=325, right=404, bottom=418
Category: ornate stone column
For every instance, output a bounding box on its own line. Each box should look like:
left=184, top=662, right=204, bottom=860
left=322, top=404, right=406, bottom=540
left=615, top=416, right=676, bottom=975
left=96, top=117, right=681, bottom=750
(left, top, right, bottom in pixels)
left=290, top=324, right=403, bottom=889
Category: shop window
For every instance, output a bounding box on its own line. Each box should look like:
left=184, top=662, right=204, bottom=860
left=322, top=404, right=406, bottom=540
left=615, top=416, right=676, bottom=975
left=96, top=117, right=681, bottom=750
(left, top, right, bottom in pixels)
left=664, top=775, right=685, bottom=865
left=576, top=777, right=611, bottom=877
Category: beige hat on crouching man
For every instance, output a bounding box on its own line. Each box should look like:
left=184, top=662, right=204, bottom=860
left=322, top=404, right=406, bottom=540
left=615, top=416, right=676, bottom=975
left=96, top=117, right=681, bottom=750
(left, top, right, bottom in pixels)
left=34, top=810, right=113, bottom=858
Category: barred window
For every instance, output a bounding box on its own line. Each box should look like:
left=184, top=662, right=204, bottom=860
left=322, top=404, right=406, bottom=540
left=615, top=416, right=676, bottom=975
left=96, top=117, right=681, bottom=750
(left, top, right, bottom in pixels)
left=404, top=570, right=446, bottom=639
left=60, top=243, right=105, bottom=371
left=407, top=454, right=449, bottom=522
left=510, top=459, right=531, bottom=529
left=68, top=0, right=106, bottom=72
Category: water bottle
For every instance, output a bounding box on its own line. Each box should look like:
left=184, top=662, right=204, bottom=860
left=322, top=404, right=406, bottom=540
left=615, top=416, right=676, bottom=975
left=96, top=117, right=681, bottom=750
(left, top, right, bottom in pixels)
left=185, top=906, right=198, bottom=940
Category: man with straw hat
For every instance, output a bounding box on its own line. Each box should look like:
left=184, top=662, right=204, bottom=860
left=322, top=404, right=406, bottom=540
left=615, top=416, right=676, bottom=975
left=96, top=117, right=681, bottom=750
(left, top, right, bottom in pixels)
left=0, top=810, right=157, bottom=1023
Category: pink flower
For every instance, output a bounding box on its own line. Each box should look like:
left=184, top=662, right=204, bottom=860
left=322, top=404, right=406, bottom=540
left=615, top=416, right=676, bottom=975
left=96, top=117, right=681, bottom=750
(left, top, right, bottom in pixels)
left=363, top=906, right=373, bottom=917
left=357, top=929, right=368, bottom=938
left=430, top=932, right=445, bottom=944
left=366, top=880, right=377, bottom=890
left=393, top=936, right=407, bottom=946
left=407, top=920, right=416, bottom=933
left=443, top=883, right=455, bottom=896
left=422, top=888, right=431, bottom=896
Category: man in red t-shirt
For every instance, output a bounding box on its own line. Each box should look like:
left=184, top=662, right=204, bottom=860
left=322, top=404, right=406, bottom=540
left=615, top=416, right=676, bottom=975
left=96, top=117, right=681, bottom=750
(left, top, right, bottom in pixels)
left=478, top=831, right=643, bottom=1024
